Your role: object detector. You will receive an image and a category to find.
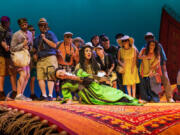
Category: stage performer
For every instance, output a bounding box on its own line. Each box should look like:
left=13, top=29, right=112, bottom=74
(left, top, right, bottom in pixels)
left=95, top=45, right=117, bottom=88
left=11, top=18, right=33, bottom=101
left=34, top=18, right=58, bottom=101
left=0, top=16, right=17, bottom=100
left=91, top=35, right=99, bottom=47
left=100, top=35, right=118, bottom=63
left=73, top=37, right=84, bottom=50
left=117, top=35, right=140, bottom=98
left=143, top=32, right=174, bottom=102
left=139, top=40, right=162, bottom=102
left=115, top=33, right=126, bottom=92
left=55, top=32, right=79, bottom=100
left=53, top=44, right=142, bottom=105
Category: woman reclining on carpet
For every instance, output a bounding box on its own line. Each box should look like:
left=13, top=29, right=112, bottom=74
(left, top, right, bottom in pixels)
left=54, top=44, right=142, bottom=105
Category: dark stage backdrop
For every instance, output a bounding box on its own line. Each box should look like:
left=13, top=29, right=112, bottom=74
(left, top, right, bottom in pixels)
left=0, top=0, right=180, bottom=97
left=159, top=5, right=180, bottom=84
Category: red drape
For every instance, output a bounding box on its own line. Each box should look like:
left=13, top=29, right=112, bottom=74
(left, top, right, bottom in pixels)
left=159, top=6, right=180, bottom=84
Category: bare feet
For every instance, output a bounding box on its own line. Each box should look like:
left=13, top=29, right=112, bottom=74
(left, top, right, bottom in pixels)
left=66, top=99, right=73, bottom=105
left=168, top=98, right=175, bottom=103
left=139, top=99, right=147, bottom=104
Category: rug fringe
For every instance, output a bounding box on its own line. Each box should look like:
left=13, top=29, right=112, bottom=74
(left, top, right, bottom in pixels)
left=0, top=105, right=61, bottom=135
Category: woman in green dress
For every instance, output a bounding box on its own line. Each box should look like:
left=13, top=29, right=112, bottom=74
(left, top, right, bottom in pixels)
left=56, top=44, right=142, bottom=105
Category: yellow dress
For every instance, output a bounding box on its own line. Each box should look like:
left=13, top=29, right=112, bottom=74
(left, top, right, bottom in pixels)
left=120, top=47, right=140, bottom=85
left=140, top=55, right=156, bottom=77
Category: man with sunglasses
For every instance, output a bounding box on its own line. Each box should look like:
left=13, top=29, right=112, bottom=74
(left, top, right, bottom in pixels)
left=34, top=18, right=58, bottom=101
left=100, top=35, right=118, bottom=62
left=57, top=32, right=79, bottom=69
left=11, top=18, right=33, bottom=101
left=55, top=32, right=79, bottom=101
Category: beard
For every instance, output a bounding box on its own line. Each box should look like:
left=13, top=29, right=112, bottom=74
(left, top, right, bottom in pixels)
left=40, top=28, right=47, bottom=34
left=21, top=27, right=28, bottom=32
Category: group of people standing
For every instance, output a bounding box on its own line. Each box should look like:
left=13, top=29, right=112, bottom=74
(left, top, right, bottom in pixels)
left=0, top=16, right=176, bottom=104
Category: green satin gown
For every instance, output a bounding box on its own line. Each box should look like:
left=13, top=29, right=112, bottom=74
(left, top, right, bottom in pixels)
left=61, top=69, right=141, bottom=105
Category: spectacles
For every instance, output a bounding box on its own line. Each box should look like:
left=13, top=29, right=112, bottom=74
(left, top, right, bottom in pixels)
left=20, top=23, right=28, bottom=27
left=102, top=39, right=108, bottom=42
left=145, top=36, right=153, bottom=39
left=29, top=28, right=35, bottom=31
left=65, top=36, right=72, bottom=38
left=122, top=39, right=129, bottom=42
left=39, top=24, right=47, bottom=28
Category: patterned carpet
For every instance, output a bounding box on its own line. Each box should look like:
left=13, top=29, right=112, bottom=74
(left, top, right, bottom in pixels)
left=0, top=101, right=180, bottom=135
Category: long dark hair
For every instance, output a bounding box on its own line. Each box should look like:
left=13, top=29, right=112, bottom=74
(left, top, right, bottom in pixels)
left=145, top=40, right=159, bottom=58
left=79, top=46, right=100, bottom=74
left=91, top=35, right=99, bottom=47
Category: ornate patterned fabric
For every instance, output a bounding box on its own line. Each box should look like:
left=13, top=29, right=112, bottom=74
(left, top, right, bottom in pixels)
left=0, top=101, right=180, bottom=135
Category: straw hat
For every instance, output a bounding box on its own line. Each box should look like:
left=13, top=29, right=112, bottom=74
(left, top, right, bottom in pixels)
left=73, top=37, right=84, bottom=44
left=38, top=18, right=48, bottom=25
left=118, top=35, right=134, bottom=47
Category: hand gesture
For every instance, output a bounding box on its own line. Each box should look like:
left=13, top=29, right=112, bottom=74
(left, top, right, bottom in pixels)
left=57, top=50, right=62, bottom=56
left=24, top=45, right=29, bottom=50
left=146, top=54, right=153, bottom=60
left=33, top=54, right=38, bottom=61
left=23, top=39, right=28, bottom=47
left=148, top=70, right=154, bottom=77
left=131, top=66, right=134, bottom=74
left=99, top=77, right=108, bottom=82
left=121, top=62, right=125, bottom=68
left=72, top=50, right=77, bottom=58
left=5, top=45, right=10, bottom=51
left=56, top=69, right=66, bottom=79
left=41, top=34, right=46, bottom=40
left=107, top=70, right=112, bottom=76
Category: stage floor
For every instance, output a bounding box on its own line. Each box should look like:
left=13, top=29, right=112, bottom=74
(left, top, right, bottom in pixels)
left=0, top=101, right=180, bottom=135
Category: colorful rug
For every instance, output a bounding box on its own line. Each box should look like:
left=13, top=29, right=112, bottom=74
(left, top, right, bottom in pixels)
left=0, top=101, right=180, bottom=135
